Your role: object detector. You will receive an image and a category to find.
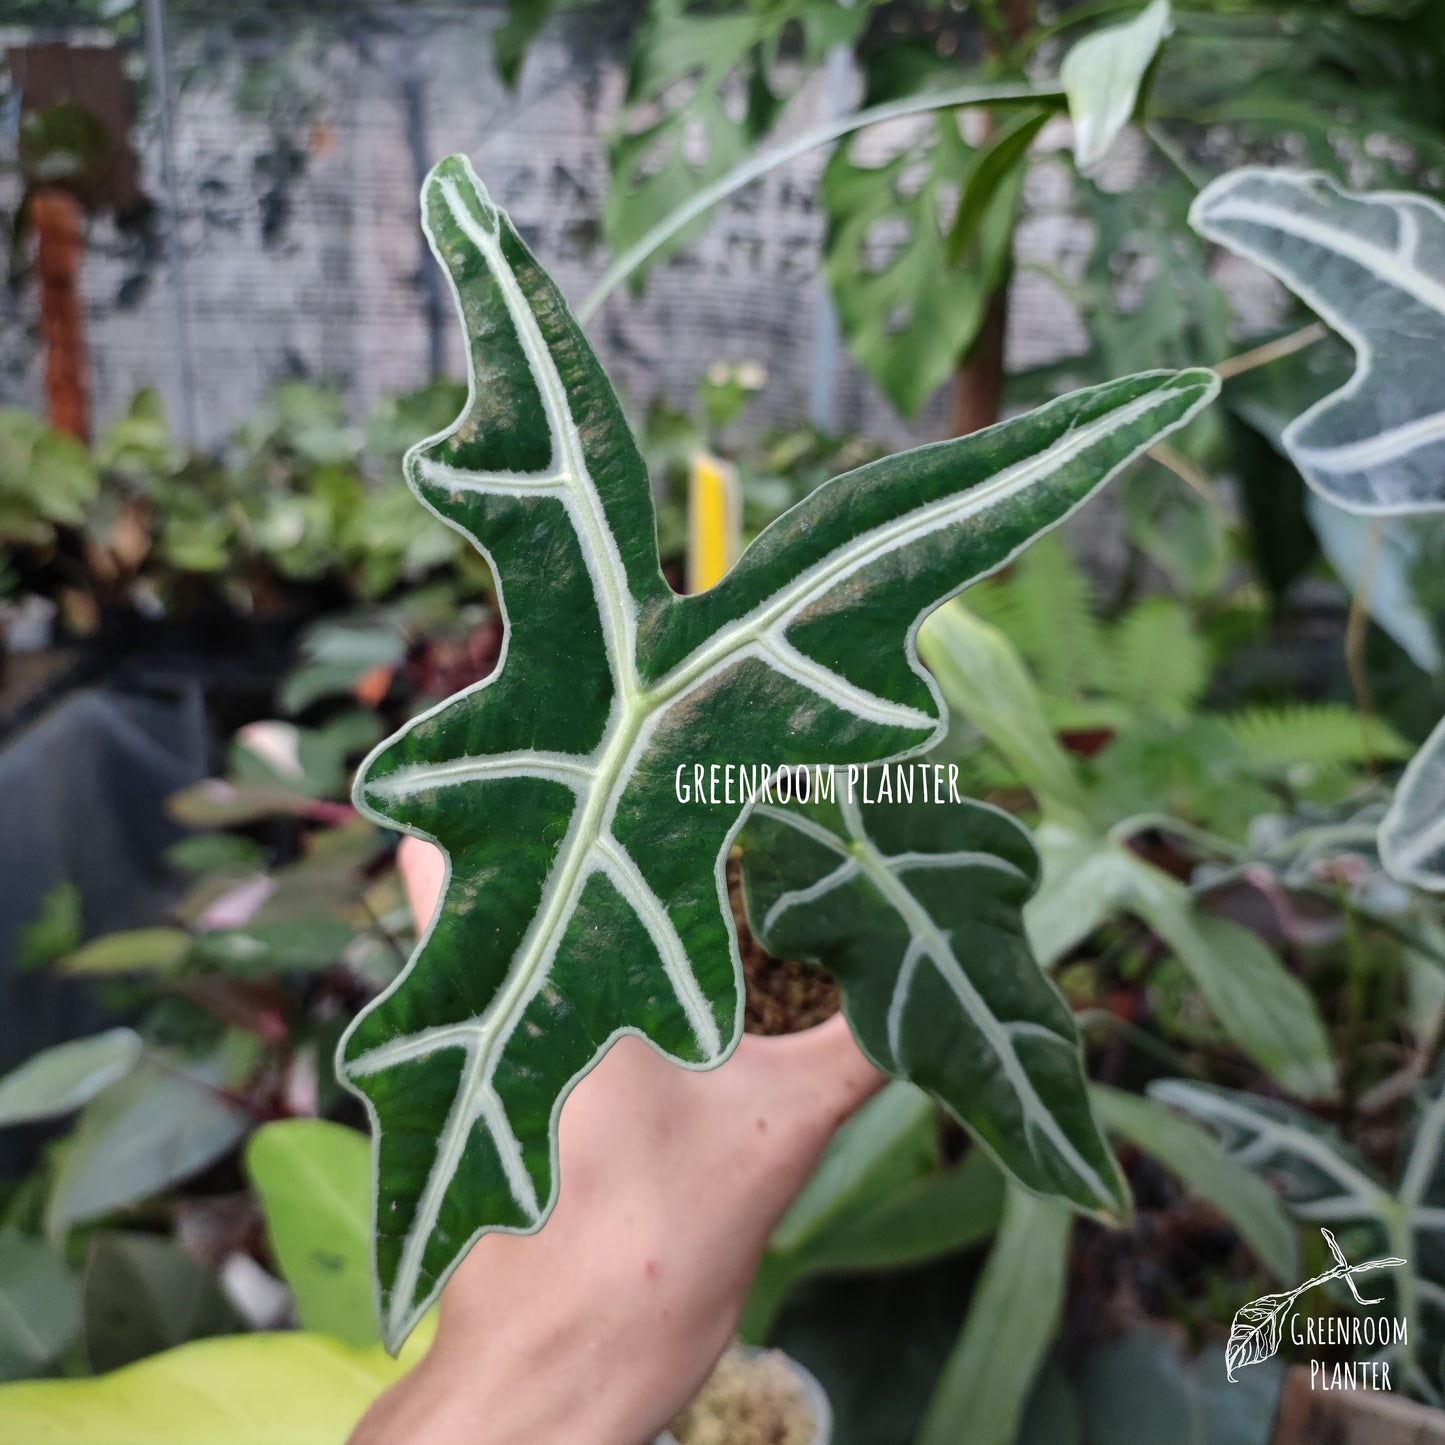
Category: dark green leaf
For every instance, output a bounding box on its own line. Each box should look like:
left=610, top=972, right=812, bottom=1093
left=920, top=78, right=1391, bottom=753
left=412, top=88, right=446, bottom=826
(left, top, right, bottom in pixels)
left=742, top=774, right=1127, bottom=1216
left=338, top=155, right=1216, bottom=1348
left=944, top=108, right=1051, bottom=269
left=0, top=1230, right=81, bottom=1382
left=82, top=1232, right=242, bottom=1374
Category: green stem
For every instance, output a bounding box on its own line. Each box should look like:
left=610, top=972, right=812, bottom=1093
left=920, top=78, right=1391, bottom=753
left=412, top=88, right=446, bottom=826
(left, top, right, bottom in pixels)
left=578, top=82, right=1064, bottom=321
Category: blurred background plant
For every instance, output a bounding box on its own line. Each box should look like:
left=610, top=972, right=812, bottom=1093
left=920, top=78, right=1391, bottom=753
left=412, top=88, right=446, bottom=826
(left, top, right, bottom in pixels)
left=5, top=1, right=1445, bottom=1443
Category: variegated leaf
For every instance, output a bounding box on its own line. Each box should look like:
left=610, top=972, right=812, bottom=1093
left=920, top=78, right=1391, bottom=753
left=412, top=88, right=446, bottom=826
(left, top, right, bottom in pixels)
left=1062, top=0, right=1172, bottom=175
left=339, top=154, right=1216, bottom=1349
left=1153, top=1077, right=1445, bottom=1400
left=1382, top=716, right=1445, bottom=891
left=1191, top=169, right=1445, bottom=515
left=740, top=771, right=1126, bottom=1214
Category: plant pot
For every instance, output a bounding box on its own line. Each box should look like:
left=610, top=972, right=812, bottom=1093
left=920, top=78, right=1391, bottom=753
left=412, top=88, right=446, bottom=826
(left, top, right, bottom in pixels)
left=657, top=1345, right=832, bottom=1445
left=1272, top=1364, right=1445, bottom=1443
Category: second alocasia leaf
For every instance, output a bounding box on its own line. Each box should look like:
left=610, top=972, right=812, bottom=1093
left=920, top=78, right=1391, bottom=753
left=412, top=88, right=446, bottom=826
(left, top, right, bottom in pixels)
left=339, top=154, right=1216, bottom=1348
left=740, top=777, right=1127, bottom=1212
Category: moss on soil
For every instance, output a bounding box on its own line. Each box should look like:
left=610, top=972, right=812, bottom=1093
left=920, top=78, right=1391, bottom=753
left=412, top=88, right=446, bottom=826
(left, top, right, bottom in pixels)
left=668, top=1346, right=819, bottom=1445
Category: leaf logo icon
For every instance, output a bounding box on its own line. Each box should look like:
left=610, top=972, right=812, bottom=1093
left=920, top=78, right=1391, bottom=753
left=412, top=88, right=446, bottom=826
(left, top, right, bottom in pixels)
left=1225, top=1228, right=1406, bottom=1382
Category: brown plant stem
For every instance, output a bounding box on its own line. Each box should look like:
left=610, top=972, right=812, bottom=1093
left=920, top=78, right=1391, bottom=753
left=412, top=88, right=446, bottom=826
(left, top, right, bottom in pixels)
left=951, top=290, right=1009, bottom=436
left=31, top=186, right=89, bottom=441
left=950, top=2, right=1032, bottom=438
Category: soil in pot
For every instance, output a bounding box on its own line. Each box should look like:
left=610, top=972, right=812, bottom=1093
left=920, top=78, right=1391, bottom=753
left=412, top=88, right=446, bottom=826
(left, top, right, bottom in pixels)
left=668, top=1347, right=820, bottom=1445
left=726, top=856, right=839, bottom=1036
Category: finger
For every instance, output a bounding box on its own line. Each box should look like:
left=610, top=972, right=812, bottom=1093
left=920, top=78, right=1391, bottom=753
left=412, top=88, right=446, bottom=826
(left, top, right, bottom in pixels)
left=735, top=1013, right=887, bottom=1134
left=397, top=835, right=447, bottom=932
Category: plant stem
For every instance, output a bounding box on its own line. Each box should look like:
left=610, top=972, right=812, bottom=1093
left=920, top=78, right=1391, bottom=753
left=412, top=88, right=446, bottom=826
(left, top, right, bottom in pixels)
left=1212, top=321, right=1328, bottom=381
left=951, top=290, right=1010, bottom=436
left=1147, top=440, right=1239, bottom=534
left=578, top=81, right=1063, bottom=320
left=1343, top=519, right=1382, bottom=771
left=1144, top=121, right=1208, bottom=191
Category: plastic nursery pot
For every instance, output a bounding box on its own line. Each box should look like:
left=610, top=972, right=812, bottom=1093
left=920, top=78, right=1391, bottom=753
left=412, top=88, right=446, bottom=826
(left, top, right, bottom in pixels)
left=656, top=1345, right=833, bottom=1445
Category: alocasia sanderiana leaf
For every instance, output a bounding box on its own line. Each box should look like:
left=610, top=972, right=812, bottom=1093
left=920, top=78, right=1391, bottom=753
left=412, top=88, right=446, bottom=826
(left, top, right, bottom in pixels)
left=1190, top=167, right=1445, bottom=891
left=1152, top=1076, right=1445, bottom=1401
left=337, top=153, right=1217, bottom=1349
left=1382, top=719, right=1445, bottom=891
left=741, top=772, right=1127, bottom=1211
left=1191, top=168, right=1445, bottom=516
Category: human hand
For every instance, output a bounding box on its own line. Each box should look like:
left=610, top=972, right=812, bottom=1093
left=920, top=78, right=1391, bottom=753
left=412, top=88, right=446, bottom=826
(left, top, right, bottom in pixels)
left=349, top=836, right=884, bottom=1445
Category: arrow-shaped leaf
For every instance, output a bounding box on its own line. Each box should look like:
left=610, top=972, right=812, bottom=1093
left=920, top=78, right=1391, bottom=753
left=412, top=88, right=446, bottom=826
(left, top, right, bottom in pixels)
left=338, top=154, right=1216, bottom=1349
left=1191, top=168, right=1445, bottom=515
left=740, top=772, right=1127, bottom=1214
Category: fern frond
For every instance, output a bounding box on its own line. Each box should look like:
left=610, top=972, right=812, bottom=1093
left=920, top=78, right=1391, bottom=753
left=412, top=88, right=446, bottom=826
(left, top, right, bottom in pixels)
left=1103, top=598, right=1210, bottom=719
left=1224, top=704, right=1412, bottom=775
left=967, top=533, right=1107, bottom=697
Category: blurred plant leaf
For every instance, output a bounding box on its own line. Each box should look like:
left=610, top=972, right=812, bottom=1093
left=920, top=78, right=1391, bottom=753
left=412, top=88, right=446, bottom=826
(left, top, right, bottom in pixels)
left=0, top=1319, right=436, bottom=1442
left=59, top=929, right=191, bottom=977
left=0, top=1229, right=81, bottom=1382
left=1193, top=169, right=1445, bottom=515
left=47, top=1056, right=252, bottom=1235
left=1309, top=499, right=1445, bottom=674
left=1150, top=1077, right=1445, bottom=1399
left=0, top=1030, right=143, bottom=1128
left=194, top=919, right=356, bottom=977
left=914, top=1184, right=1072, bottom=1445
left=823, top=114, right=1020, bottom=416
left=606, top=0, right=869, bottom=281
left=917, top=601, right=1088, bottom=822
left=1078, top=1326, right=1282, bottom=1445
left=15, top=880, right=83, bottom=973
left=943, top=108, right=1050, bottom=269
left=1062, top=0, right=1171, bottom=173
left=82, top=1232, right=243, bottom=1374
left=1127, top=875, right=1337, bottom=1100
left=1382, top=716, right=1445, bottom=890
left=246, top=1121, right=376, bottom=1347
left=1090, top=1085, right=1297, bottom=1281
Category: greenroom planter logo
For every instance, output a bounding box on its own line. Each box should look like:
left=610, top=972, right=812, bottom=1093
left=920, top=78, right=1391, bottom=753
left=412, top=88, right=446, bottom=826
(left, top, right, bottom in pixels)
left=673, top=762, right=967, bottom=808
left=1227, top=1227, right=1408, bottom=1392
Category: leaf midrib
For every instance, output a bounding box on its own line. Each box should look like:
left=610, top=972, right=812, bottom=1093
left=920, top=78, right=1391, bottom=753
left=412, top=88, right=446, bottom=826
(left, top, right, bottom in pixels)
left=646, top=380, right=1192, bottom=707
left=768, top=794, right=1113, bottom=1209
